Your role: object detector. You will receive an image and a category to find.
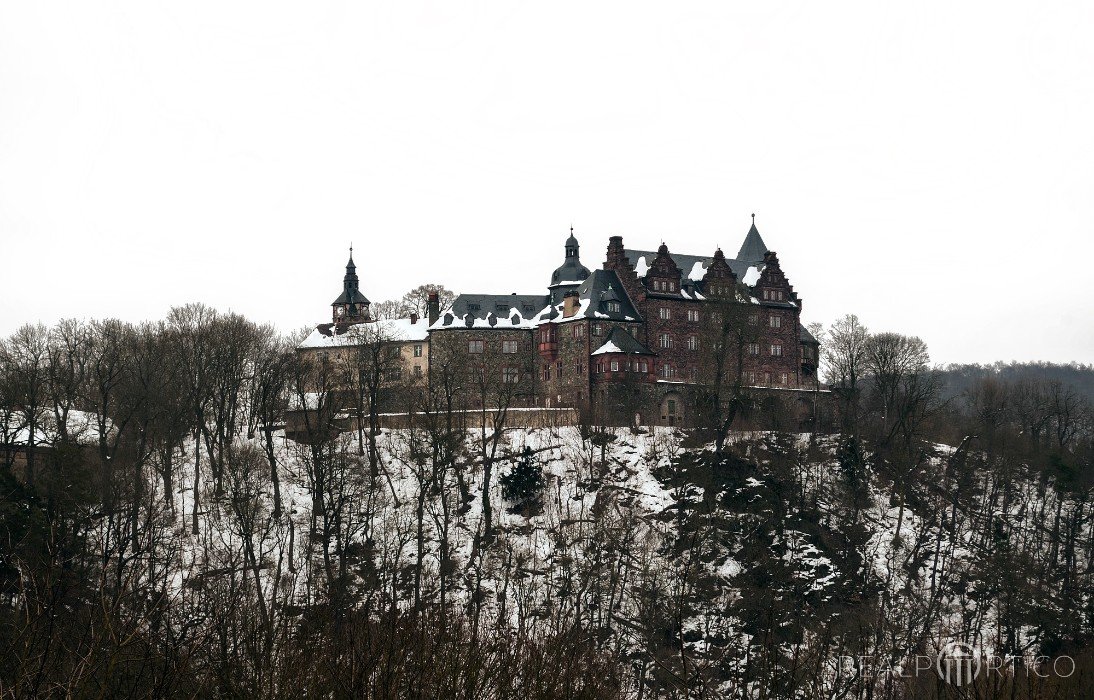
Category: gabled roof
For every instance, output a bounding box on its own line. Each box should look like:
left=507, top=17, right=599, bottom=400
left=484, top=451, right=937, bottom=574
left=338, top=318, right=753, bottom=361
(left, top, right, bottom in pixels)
left=591, top=326, right=655, bottom=356
left=625, top=249, right=757, bottom=284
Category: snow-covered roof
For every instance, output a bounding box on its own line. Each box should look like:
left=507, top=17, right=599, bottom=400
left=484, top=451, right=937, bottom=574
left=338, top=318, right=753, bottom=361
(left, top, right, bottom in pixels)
left=299, top=317, right=429, bottom=349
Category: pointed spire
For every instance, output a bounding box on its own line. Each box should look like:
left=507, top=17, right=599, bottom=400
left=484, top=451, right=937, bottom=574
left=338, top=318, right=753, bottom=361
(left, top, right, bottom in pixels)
left=736, top=214, right=769, bottom=263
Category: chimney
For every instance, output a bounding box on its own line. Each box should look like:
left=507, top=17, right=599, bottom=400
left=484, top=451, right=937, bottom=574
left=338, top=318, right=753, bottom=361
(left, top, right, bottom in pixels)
left=410, top=312, right=419, bottom=324
left=562, top=290, right=580, bottom=318
left=427, top=292, right=440, bottom=326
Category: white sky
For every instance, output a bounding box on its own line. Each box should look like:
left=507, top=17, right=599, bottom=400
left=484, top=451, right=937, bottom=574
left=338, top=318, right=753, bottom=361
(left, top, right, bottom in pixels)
left=1, top=1, right=1092, bottom=365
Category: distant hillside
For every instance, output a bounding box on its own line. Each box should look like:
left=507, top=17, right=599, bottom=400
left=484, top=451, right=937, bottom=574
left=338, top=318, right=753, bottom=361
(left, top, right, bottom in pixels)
left=937, top=361, right=1094, bottom=402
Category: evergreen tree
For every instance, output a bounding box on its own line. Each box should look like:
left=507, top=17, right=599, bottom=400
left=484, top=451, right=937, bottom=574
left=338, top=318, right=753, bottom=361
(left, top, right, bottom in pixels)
left=500, top=446, right=546, bottom=516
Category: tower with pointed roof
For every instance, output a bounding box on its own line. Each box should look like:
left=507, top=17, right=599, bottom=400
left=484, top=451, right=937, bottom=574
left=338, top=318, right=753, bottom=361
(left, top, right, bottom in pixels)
left=332, top=247, right=371, bottom=324
left=736, top=213, right=770, bottom=264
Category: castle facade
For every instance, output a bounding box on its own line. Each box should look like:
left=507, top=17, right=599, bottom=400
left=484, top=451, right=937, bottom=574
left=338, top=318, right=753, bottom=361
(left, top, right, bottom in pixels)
left=301, top=218, right=821, bottom=428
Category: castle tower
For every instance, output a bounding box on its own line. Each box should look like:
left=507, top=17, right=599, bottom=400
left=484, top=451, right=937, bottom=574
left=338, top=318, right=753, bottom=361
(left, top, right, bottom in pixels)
left=736, top=213, right=770, bottom=264
left=548, top=226, right=592, bottom=304
left=331, top=247, right=371, bottom=324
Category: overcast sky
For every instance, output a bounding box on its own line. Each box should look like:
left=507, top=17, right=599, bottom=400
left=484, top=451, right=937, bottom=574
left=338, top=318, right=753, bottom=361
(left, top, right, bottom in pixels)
left=1, top=2, right=1091, bottom=365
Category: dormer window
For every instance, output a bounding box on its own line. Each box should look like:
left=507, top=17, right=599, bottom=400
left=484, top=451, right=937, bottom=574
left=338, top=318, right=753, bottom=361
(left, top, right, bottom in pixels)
left=606, top=301, right=620, bottom=313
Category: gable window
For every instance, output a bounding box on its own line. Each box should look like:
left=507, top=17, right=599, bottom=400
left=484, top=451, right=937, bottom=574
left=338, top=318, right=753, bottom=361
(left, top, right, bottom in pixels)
left=413, top=344, right=423, bottom=357
left=502, top=340, right=518, bottom=354
left=468, top=340, right=484, bottom=354
left=687, top=309, right=699, bottom=322
left=686, top=335, right=698, bottom=351
left=769, top=314, right=782, bottom=328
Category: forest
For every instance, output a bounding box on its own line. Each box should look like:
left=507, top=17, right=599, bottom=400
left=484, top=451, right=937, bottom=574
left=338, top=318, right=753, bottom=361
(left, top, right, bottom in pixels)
left=1, top=305, right=1092, bottom=698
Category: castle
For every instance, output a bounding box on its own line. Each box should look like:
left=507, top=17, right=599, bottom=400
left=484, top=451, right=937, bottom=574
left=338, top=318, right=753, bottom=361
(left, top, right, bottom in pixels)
left=300, top=218, right=821, bottom=428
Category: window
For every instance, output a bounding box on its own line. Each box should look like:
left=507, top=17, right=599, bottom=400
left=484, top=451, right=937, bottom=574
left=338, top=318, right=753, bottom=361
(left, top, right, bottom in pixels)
left=592, top=324, right=602, bottom=336
left=503, top=367, right=520, bottom=383
left=686, top=335, right=699, bottom=350
left=606, top=301, right=621, bottom=313
left=667, top=399, right=677, bottom=415
left=557, top=361, right=563, bottom=379
left=468, top=340, right=484, bottom=354
left=468, top=303, right=480, bottom=312
left=748, top=343, right=760, bottom=356
left=769, top=314, right=782, bottom=328
left=629, top=326, right=638, bottom=337
left=573, top=325, right=584, bottom=338
left=659, top=364, right=673, bottom=379
left=689, top=367, right=699, bottom=381
left=543, top=366, right=551, bottom=380
left=639, top=360, right=649, bottom=373
left=610, top=360, right=620, bottom=372
left=771, top=344, right=783, bottom=357
left=763, top=289, right=784, bottom=301
left=659, top=307, right=671, bottom=320
left=414, top=365, right=423, bottom=377
left=577, top=363, right=584, bottom=375
left=687, top=309, right=699, bottom=322
left=413, top=344, right=423, bottom=357
left=502, top=340, right=518, bottom=354
left=747, top=371, right=756, bottom=385
left=711, top=311, right=723, bottom=325
left=659, top=333, right=672, bottom=348
left=748, top=314, right=758, bottom=325
left=764, top=372, right=771, bottom=385
left=780, top=372, right=789, bottom=385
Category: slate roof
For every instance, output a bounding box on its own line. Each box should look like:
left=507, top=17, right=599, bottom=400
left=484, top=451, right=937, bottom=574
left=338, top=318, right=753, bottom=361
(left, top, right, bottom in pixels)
left=736, top=221, right=770, bottom=264
left=799, top=323, right=819, bottom=344
left=625, top=249, right=758, bottom=285
left=535, top=269, right=643, bottom=324
left=591, top=326, right=655, bottom=356
left=430, top=293, right=548, bottom=330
